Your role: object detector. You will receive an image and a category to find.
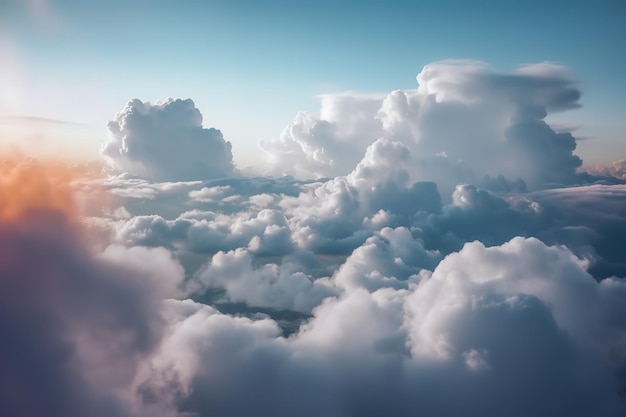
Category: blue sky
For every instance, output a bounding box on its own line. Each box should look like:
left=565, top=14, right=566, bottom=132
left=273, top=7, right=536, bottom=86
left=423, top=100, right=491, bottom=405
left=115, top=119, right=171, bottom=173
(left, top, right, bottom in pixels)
left=1, top=0, right=624, bottom=165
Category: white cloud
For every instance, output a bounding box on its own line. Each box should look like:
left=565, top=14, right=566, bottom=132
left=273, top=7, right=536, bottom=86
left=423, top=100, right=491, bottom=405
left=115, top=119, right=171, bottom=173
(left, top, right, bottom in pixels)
left=194, top=248, right=337, bottom=313
left=102, top=98, right=236, bottom=181
left=135, top=237, right=626, bottom=416
left=261, top=61, right=584, bottom=193
left=188, top=185, right=233, bottom=203
left=114, top=208, right=294, bottom=257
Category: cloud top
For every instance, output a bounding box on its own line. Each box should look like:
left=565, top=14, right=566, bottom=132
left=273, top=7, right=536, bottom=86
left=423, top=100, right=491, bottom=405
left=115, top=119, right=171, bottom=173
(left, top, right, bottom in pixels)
left=261, top=61, right=584, bottom=192
left=102, top=98, right=236, bottom=181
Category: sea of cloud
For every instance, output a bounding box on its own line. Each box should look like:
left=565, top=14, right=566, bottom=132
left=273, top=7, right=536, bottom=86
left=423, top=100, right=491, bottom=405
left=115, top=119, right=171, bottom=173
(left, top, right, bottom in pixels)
left=2, top=61, right=626, bottom=416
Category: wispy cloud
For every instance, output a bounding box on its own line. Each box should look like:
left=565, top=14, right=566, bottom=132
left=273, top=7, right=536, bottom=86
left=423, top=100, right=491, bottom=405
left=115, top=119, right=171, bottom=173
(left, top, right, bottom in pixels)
left=0, top=115, right=84, bottom=126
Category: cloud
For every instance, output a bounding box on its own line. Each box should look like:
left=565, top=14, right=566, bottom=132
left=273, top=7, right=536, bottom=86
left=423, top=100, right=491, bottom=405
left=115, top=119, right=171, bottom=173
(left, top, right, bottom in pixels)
left=261, top=61, right=583, bottom=193
left=15, top=59, right=626, bottom=416
left=0, top=115, right=83, bottom=126
left=0, top=160, right=184, bottom=417
left=585, top=159, right=626, bottom=180
left=193, top=248, right=337, bottom=313
left=277, top=139, right=443, bottom=255
left=84, top=176, right=626, bottom=416
left=114, top=207, right=294, bottom=257
left=102, top=98, right=236, bottom=181
left=136, top=237, right=626, bottom=417
left=529, top=184, right=626, bottom=278
left=332, top=227, right=439, bottom=292
left=259, top=96, right=384, bottom=179
left=98, top=144, right=626, bottom=283
left=259, top=93, right=384, bottom=178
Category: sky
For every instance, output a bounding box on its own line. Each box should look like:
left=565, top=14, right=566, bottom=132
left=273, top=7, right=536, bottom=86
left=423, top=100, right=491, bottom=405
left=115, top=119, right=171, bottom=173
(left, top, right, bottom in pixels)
left=1, top=0, right=625, bottom=166
left=2, top=2, right=626, bottom=417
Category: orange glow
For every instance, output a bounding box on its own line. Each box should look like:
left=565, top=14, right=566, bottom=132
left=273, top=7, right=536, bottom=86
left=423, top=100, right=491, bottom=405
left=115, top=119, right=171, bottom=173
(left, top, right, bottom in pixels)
left=0, top=156, right=106, bottom=223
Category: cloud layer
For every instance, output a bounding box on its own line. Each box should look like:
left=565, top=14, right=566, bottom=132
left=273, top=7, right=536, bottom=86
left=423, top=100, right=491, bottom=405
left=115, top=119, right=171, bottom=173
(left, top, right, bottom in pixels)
left=4, top=60, right=626, bottom=416
left=136, top=237, right=625, bottom=417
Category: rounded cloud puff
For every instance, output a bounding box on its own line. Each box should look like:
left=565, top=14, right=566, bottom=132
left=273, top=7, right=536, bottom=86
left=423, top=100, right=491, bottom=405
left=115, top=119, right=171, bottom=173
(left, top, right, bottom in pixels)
left=102, top=98, right=236, bottom=181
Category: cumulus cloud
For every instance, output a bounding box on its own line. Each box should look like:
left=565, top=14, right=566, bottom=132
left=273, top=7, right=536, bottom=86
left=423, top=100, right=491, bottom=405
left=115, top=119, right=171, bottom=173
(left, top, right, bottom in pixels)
left=260, top=93, right=384, bottom=178
left=193, top=248, right=337, bottom=313
left=115, top=207, right=294, bottom=257
left=261, top=61, right=584, bottom=193
left=102, top=98, right=236, bottom=181
left=98, top=140, right=626, bottom=283
left=585, top=159, right=626, bottom=180
left=135, top=238, right=626, bottom=417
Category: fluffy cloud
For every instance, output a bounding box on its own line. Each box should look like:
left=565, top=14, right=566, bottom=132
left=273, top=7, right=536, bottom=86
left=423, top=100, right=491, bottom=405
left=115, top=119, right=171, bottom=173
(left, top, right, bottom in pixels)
left=193, top=248, right=337, bottom=313
left=115, top=207, right=294, bottom=257
left=585, top=159, right=626, bottom=180
left=261, top=61, right=584, bottom=193
left=98, top=142, right=626, bottom=283
left=102, top=98, right=236, bottom=181
left=0, top=160, right=184, bottom=417
left=136, top=238, right=626, bottom=417
left=332, top=227, right=439, bottom=292
left=260, top=93, right=384, bottom=178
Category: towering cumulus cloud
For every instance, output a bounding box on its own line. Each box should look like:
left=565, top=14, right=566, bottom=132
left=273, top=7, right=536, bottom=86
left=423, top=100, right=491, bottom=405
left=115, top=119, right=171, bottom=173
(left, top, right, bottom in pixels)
left=261, top=61, right=584, bottom=192
left=102, top=98, right=236, bottom=181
